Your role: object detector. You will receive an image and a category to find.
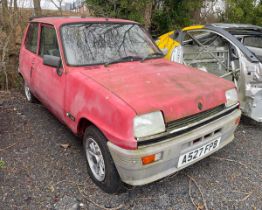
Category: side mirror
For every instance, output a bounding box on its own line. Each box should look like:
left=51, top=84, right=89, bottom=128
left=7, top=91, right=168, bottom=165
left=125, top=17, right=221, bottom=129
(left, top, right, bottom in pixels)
left=43, top=55, right=61, bottom=68
left=43, top=55, right=63, bottom=76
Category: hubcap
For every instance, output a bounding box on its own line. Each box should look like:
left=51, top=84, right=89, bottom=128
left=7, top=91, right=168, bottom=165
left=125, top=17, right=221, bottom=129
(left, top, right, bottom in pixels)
left=24, top=84, right=32, bottom=101
left=85, top=137, right=105, bottom=181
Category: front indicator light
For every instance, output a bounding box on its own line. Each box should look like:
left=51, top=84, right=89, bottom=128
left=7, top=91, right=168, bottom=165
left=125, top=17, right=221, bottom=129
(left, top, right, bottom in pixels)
left=141, top=152, right=162, bottom=165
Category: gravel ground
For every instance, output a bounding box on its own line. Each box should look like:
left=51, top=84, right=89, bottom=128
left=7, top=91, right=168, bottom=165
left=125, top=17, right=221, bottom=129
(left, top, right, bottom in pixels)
left=0, top=91, right=262, bottom=210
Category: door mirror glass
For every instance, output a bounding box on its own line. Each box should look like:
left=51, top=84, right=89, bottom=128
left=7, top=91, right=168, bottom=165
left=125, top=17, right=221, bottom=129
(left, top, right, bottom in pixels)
left=43, top=55, right=61, bottom=68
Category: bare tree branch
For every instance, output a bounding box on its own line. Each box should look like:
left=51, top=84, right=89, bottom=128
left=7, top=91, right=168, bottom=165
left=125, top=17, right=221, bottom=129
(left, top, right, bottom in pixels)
left=47, top=0, right=64, bottom=15
left=33, top=0, right=42, bottom=16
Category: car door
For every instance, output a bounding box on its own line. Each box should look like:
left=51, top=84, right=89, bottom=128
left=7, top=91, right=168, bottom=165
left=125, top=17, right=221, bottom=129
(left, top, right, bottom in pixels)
left=31, top=24, right=66, bottom=122
left=20, top=22, right=39, bottom=91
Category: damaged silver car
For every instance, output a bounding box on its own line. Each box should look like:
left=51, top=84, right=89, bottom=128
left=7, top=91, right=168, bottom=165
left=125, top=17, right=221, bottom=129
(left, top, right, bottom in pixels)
left=156, top=23, right=262, bottom=122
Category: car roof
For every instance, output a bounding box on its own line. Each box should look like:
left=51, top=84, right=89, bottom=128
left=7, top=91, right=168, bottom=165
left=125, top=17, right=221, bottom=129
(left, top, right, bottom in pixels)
left=30, top=16, right=136, bottom=27
left=181, top=23, right=262, bottom=31
left=209, top=23, right=262, bottom=30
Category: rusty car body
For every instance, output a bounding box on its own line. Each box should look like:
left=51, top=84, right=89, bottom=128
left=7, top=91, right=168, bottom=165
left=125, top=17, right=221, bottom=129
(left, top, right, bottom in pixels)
left=156, top=23, right=262, bottom=122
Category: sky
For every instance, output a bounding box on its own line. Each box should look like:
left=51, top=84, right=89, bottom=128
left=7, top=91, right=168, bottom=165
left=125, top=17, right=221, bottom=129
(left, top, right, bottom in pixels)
left=16, top=0, right=73, bottom=10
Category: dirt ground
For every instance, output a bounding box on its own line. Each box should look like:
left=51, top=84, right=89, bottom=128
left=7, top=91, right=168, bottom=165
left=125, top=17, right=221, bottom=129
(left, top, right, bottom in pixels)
left=0, top=91, right=262, bottom=210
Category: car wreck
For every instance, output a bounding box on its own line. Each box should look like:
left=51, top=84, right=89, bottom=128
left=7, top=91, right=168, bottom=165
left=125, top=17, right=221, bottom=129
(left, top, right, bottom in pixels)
left=157, top=23, right=262, bottom=122
left=19, top=17, right=241, bottom=193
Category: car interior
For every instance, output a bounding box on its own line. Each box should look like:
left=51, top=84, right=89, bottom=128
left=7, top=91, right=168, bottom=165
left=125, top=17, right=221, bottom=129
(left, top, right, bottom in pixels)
left=181, top=30, right=240, bottom=82
left=228, top=29, right=262, bottom=62
left=40, top=27, right=60, bottom=57
left=241, top=36, right=262, bottom=61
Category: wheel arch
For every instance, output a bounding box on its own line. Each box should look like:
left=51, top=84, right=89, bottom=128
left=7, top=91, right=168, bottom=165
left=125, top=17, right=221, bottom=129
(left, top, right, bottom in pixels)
left=77, top=117, right=107, bottom=140
left=77, top=117, right=92, bottom=138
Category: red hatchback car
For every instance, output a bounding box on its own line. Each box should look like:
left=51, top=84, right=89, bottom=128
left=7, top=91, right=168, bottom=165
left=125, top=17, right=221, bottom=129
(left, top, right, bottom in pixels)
left=19, top=17, right=241, bottom=193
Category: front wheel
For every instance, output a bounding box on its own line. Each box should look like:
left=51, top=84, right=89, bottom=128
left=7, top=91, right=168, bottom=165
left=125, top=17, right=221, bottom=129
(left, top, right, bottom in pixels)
left=83, top=126, right=124, bottom=194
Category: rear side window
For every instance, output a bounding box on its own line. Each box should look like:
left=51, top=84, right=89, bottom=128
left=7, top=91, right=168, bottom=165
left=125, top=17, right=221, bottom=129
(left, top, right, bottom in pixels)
left=40, top=26, right=60, bottom=57
left=243, top=36, right=262, bottom=48
left=25, top=23, right=39, bottom=53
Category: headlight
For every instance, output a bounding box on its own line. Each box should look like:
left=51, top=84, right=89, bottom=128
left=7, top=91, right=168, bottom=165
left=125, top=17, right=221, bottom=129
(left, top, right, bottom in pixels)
left=133, top=111, right=165, bottom=138
left=225, top=88, right=238, bottom=107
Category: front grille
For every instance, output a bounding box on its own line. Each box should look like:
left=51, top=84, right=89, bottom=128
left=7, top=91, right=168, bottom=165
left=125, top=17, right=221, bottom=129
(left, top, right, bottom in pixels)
left=167, top=104, right=225, bottom=131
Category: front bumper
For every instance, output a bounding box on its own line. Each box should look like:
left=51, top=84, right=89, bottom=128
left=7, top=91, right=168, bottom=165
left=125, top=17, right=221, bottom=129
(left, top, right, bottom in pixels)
left=108, top=109, right=241, bottom=186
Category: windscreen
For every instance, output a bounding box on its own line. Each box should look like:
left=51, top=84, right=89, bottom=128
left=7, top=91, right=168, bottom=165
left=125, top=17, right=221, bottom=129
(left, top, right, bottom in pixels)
left=61, top=23, right=161, bottom=66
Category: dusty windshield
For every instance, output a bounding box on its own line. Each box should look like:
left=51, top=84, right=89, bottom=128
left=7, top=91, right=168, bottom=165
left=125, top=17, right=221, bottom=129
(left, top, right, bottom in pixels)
left=61, top=23, right=161, bottom=66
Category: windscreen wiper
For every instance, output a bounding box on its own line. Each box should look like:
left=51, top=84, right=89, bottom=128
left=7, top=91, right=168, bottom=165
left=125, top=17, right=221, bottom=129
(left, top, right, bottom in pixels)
left=141, top=52, right=164, bottom=62
left=104, top=56, right=142, bottom=67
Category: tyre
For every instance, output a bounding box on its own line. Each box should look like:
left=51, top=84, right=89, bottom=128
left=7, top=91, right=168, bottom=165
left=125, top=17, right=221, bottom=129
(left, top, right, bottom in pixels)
left=83, top=126, right=124, bottom=194
left=24, top=81, right=37, bottom=103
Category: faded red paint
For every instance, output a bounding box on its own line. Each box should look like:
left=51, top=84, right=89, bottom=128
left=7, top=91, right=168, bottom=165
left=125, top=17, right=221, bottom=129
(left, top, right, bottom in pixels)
left=19, top=17, right=236, bottom=150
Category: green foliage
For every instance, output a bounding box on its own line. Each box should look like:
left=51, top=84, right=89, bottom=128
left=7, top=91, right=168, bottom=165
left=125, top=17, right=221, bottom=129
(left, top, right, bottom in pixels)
left=151, top=0, right=204, bottom=36
left=86, top=0, right=262, bottom=37
left=0, top=159, right=6, bottom=169
left=225, top=0, right=262, bottom=25
left=86, top=0, right=149, bottom=24
left=86, top=0, right=204, bottom=36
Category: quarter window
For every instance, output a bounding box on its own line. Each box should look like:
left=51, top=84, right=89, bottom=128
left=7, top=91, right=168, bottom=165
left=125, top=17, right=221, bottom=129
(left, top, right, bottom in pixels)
left=25, top=23, right=39, bottom=53
left=40, top=26, right=60, bottom=57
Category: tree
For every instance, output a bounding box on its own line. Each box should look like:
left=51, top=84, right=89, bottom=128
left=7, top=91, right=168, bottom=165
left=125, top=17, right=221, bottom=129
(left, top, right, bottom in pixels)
left=33, top=0, right=42, bottom=16
left=87, top=0, right=155, bottom=28
left=224, top=0, right=262, bottom=25
left=144, top=0, right=154, bottom=29
left=14, top=0, right=18, bottom=12
left=47, top=0, right=64, bottom=15
left=151, top=0, right=205, bottom=36
left=1, top=0, right=9, bottom=29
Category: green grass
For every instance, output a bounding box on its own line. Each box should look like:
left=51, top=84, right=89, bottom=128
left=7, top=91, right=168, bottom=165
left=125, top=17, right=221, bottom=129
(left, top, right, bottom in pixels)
left=0, top=159, right=6, bottom=169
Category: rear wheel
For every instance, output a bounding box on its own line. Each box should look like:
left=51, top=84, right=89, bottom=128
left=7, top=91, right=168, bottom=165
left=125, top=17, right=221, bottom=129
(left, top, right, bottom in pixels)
left=24, top=81, right=37, bottom=103
left=83, top=126, right=124, bottom=194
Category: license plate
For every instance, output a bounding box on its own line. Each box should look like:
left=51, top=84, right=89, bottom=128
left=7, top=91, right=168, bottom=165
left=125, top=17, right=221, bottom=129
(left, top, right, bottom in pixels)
left=177, top=137, right=221, bottom=168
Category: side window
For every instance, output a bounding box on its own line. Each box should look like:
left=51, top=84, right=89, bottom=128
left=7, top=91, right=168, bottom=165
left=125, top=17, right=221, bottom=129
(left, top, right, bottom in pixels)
left=40, top=26, right=60, bottom=57
left=243, top=36, right=262, bottom=48
left=25, top=23, right=39, bottom=53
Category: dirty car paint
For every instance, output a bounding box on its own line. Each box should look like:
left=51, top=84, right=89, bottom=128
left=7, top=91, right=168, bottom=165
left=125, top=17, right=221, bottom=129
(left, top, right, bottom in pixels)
left=19, top=18, right=238, bottom=151
left=79, top=59, right=234, bottom=122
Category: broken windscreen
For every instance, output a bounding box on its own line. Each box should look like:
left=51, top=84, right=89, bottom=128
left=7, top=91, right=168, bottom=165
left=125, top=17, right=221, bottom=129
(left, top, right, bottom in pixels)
left=61, top=23, right=161, bottom=66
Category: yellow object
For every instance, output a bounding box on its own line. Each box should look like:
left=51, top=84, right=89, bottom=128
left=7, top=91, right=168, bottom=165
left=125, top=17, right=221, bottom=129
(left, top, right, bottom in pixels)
left=182, top=25, right=204, bottom=31
left=156, top=25, right=204, bottom=60
left=156, top=31, right=180, bottom=60
left=141, top=154, right=156, bottom=165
